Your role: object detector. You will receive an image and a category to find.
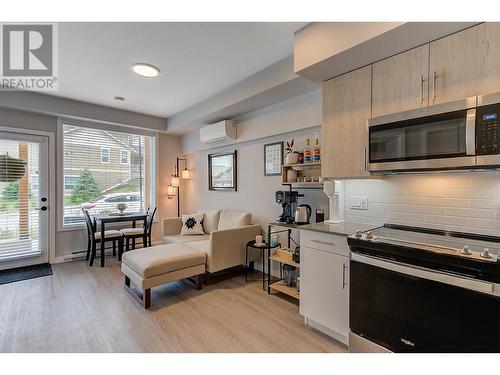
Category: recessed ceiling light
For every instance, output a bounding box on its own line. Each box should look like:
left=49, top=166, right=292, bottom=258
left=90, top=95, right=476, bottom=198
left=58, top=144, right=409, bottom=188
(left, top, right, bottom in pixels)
left=114, top=96, right=125, bottom=101
left=132, top=63, right=160, bottom=78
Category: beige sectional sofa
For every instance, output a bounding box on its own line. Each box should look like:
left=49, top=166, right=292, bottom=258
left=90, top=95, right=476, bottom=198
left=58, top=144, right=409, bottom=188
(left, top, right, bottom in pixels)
left=162, top=209, right=262, bottom=274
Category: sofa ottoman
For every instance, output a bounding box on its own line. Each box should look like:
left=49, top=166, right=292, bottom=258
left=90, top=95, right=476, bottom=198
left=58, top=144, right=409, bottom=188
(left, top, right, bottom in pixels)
left=121, top=243, right=206, bottom=309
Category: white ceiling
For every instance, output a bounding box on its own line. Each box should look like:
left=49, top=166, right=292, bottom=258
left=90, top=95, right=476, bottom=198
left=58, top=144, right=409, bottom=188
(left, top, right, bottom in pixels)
left=51, top=22, right=307, bottom=118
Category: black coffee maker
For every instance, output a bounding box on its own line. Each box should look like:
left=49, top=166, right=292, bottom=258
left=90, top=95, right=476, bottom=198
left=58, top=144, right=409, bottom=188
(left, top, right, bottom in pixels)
left=275, top=190, right=300, bottom=224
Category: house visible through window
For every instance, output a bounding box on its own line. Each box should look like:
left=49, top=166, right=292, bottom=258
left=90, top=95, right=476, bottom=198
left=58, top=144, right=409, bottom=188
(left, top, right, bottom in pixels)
left=64, top=175, right=80, bottom=191
left=100, top=148, right=110, bottom=163
left=120, top=150, right=129, bottom=164
left=62, top=124, right=155, bottom=226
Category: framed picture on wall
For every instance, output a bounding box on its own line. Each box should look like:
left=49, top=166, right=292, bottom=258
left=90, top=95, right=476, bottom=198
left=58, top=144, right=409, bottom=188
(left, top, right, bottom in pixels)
left=208, top=150, right=237, bottom=191
left=264, top=141, right=283, bottom=176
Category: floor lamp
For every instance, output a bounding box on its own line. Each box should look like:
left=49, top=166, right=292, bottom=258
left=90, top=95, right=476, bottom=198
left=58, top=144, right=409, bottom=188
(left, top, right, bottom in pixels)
left=171, top=157, right=190, bottom=217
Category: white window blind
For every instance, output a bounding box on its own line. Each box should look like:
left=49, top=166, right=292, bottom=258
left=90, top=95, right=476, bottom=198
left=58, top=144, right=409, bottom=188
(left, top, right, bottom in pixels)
left=62, top=124, right=155, bottom=226
left=0, top=139, right=41, bottom=260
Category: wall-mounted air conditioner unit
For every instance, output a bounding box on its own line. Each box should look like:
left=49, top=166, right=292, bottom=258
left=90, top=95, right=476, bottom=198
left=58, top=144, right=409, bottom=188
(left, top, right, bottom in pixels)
left=200, top=120, right=237, bottom=145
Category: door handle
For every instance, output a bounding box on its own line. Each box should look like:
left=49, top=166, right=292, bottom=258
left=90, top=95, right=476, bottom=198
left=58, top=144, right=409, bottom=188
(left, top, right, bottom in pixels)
left=432, top=71, right=438, bottom=103
left=420, top=75, right=425, bottom=104
left=342, top=263, right=347, bottom=289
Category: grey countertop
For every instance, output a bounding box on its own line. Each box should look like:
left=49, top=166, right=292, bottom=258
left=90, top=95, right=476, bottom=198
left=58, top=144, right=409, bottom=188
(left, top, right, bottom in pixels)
left=297, top=221, right=378, bottom=237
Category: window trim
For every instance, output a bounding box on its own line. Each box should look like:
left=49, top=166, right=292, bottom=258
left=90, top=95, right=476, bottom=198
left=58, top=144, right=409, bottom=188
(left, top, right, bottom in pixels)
left=100, top=147, right=110, bottom=164
left=120, top=150, right=130, bottom=165
left=58, top=119, right=157, bottom=232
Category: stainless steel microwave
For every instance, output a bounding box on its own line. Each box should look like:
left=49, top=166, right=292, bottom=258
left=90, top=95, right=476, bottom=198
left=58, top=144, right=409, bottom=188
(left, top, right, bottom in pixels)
left=367, top=92, right=500, bottom=172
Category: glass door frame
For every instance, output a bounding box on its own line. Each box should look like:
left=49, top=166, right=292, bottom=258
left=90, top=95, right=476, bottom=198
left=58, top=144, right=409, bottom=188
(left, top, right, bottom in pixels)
left=0, top=126, right=55, bottom=270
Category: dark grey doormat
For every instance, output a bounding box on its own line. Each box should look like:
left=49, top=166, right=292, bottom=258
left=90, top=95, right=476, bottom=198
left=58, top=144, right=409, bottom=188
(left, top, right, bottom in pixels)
left=0, top=263, right=52, bottom=285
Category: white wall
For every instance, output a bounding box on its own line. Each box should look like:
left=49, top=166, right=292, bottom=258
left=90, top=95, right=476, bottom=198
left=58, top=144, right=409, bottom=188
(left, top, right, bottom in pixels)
left=294, top=22, right=402, bottom=72
left=181, top=89, right=328, bottom=233
left=182, top=129, right=328, bottom=227
left=182, top=89, right=322, bottom=153
left=344, top=172, right=500, bottom=236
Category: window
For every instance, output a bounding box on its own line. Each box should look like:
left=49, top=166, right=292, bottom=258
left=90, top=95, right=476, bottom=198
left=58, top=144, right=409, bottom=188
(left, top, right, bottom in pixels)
left=31, top=174, right=39, bottom=192
left=120, top=150, right=129, bottom=164
left=64, top=175, right=79, bottom=191
left=62, top=124, right=155, bottom=226
left=100, top=148, right=110, bottom=163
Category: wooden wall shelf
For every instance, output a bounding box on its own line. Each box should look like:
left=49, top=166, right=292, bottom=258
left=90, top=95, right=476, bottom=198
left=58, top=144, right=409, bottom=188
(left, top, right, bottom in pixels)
left=281, top=162, right=322, bottom=189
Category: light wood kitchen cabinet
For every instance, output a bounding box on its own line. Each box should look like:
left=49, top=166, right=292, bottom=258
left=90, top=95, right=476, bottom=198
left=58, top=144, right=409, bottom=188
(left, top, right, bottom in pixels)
left=429, top=23, right=500, bottom=105
left=322, top=66, right=371, bottom=178
left=372, top=44, right=430, bottom=117
left=299, top=230, right=349, bottom=345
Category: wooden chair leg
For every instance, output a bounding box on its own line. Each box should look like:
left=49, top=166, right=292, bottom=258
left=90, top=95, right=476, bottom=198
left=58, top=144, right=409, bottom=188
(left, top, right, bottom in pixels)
left=126, top=237, right=130, bottom=253
left=132, top=238, right=136, bottom=250
left=89, top=241, right=96, bottom=266
left=112, top=240, right=116, bottom=256
left=118, top=237, right=124, bottom=261
left=85, top=238, right=91, bottom=261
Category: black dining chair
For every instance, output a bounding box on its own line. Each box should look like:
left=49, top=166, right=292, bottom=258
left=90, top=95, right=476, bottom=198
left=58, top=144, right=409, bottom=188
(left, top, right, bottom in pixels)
left=119, top=206, right=157, bottom=255
left=82, top=208, right=124, bottom=266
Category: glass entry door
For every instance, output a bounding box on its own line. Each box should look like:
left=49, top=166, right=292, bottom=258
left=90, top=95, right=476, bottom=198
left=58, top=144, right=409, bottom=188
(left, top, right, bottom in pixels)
left=0, top=131, right=49, bottom=270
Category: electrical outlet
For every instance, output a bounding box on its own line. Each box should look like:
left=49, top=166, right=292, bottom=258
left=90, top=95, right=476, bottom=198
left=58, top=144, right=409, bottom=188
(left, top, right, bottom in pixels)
left=351, top=197, right=368, bottom=210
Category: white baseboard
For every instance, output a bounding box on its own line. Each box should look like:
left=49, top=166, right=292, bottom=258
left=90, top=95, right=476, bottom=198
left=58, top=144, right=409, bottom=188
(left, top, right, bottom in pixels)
left=304, top=317, right=349, bottom=346
left=50, top=256, right=66, bottom=264
left=56, top=240, right=164, bottom=263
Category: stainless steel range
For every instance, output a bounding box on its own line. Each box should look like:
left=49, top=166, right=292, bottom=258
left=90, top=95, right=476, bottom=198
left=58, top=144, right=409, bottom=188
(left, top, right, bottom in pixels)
left=347, top=224, right=500, bottom=353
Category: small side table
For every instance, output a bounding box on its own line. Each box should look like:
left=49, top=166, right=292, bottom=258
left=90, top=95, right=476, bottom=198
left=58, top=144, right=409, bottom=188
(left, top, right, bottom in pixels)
left=245, top=240, right=280, bottom=290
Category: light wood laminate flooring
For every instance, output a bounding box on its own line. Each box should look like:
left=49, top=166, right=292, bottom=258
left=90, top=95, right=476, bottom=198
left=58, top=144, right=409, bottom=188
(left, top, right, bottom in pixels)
left=0, top=259, right=346, bottom=353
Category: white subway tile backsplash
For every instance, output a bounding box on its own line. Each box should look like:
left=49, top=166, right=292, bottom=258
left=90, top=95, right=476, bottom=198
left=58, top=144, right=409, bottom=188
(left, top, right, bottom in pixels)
left=345, top=173, right=500, bottom=234
left=388, top=212, right=425, bottom=223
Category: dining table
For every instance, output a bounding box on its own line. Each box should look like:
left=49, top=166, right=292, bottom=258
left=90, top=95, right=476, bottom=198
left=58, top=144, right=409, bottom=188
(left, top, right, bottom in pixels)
left=93, top=211, right=148, bottom=267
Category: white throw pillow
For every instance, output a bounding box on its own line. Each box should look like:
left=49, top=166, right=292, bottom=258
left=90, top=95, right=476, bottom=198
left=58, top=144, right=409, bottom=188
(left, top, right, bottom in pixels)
left=217, top=210, right=251, bottom=230
left=180, top=213, right=205, bottom=235
left=201, top=209, right=221, bottom=233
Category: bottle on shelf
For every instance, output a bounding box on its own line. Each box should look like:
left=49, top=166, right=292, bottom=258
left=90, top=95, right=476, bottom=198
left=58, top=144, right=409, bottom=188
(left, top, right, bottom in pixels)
left=313, top=138, right=321, bottom=162
left=303, top=139, right=312, bottom=163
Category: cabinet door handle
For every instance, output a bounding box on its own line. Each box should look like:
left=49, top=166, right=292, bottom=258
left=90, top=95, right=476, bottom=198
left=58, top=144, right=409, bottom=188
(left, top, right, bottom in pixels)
left=420, top=75, right=425, bottom=104
left=432, top=71, right=438, bottom=103
left=342, top=263, right=347, bottom=289
left=310, top=239, right=335, bottom=246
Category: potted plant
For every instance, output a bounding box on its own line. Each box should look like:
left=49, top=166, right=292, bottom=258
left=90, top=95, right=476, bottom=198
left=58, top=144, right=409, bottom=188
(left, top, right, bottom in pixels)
left=284, top=139, right=299, bottom=165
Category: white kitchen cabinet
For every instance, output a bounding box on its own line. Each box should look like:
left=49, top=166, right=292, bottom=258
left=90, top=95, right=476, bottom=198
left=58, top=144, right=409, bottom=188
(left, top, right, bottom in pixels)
left=429, top=23, right=500, bottom=105
left=299, top=231, right=349, bottom=345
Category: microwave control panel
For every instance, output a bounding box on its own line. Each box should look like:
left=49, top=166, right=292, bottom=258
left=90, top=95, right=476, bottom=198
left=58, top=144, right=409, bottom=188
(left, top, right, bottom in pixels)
left=477, top=104, right=500, bottom=155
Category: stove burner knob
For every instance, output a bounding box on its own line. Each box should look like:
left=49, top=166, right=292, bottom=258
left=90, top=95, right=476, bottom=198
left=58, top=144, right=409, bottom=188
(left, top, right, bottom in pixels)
left=481, top=248, right=492, bottom=259
left=366, top=231, right=374, bottom=240
left=355, top=230, right=363, bottom=238
left=461, top=245, right=472, bottom=255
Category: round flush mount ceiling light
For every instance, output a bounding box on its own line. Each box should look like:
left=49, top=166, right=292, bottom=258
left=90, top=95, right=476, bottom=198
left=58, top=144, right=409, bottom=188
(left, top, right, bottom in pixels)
left=131, top=63, right=160, bottom=78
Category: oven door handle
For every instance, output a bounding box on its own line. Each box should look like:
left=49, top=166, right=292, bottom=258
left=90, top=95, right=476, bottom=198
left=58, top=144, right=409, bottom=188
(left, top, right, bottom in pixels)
left=351, top=252, right=496, bottom=296
left=465, top=108, right=476, bottom=156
